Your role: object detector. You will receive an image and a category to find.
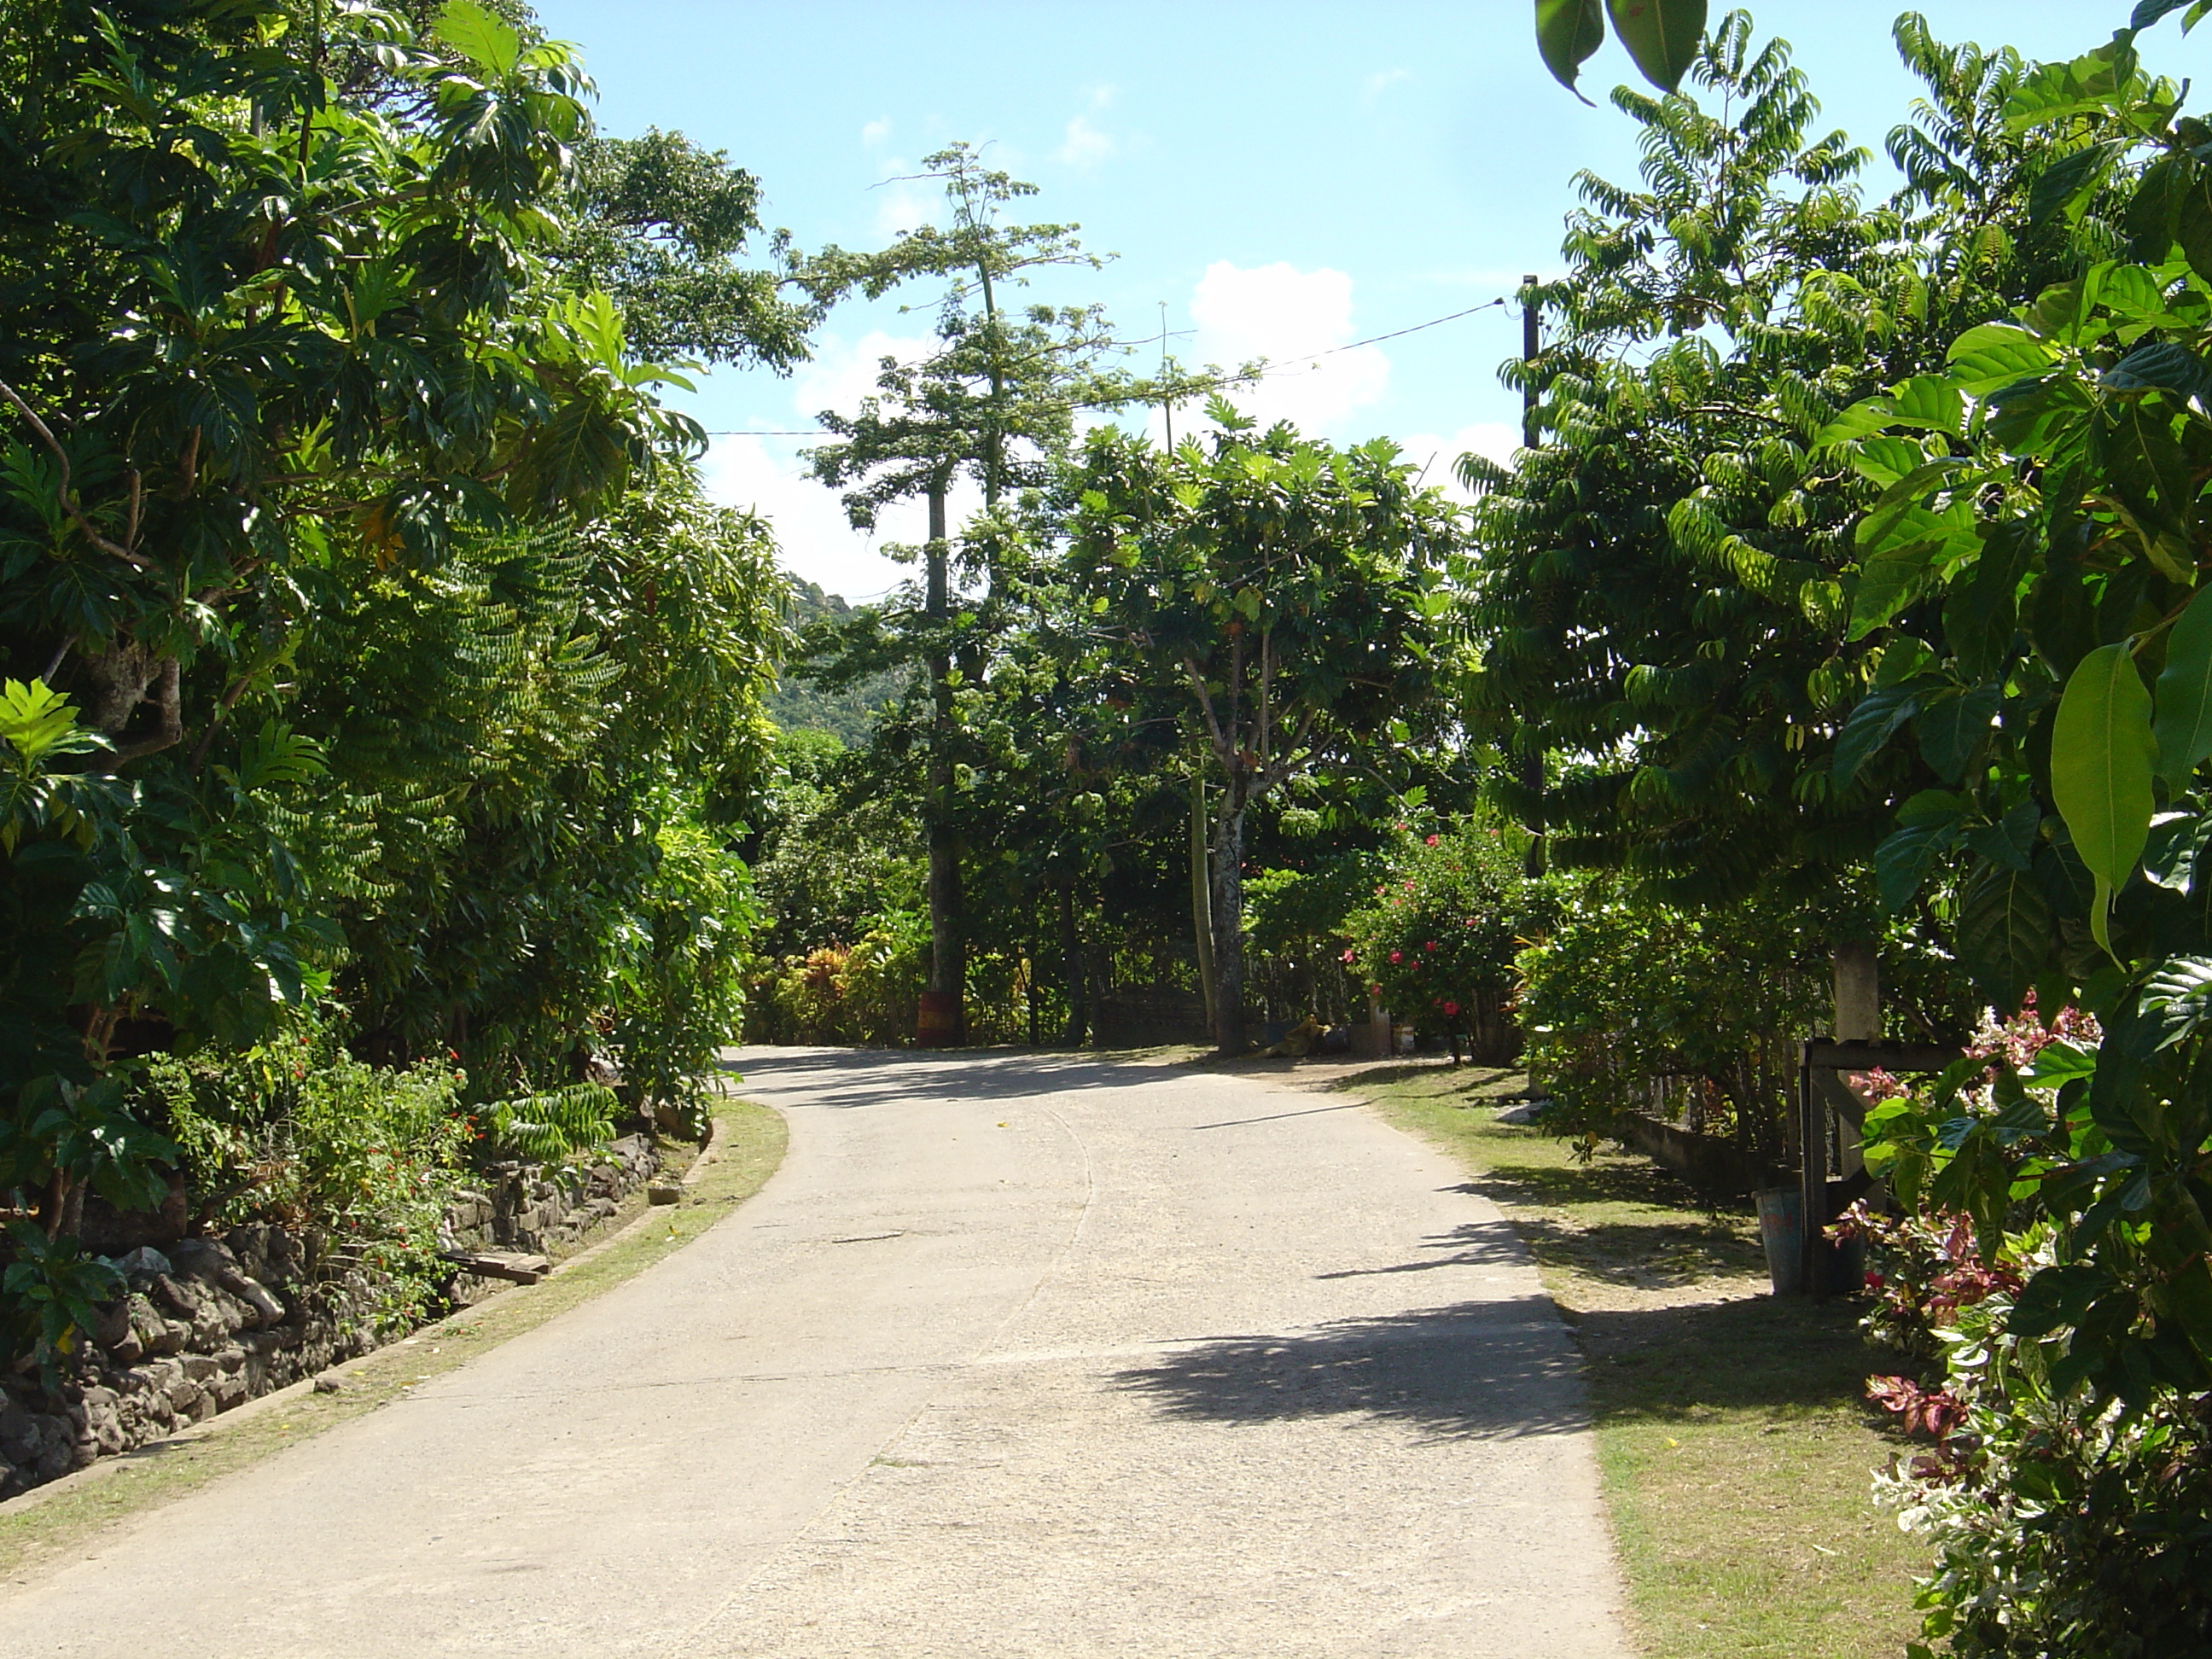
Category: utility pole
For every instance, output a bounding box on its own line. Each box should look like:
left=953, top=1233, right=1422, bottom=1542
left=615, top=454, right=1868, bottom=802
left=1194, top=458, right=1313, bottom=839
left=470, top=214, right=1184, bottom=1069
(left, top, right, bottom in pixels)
left=1521, top=272, right=1541, bottom=450
left=1160, top=300, right=1175, bottom=451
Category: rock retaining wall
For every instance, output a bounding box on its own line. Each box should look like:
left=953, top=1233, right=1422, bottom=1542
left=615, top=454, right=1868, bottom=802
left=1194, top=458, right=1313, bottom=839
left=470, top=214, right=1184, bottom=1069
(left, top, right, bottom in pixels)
left=0, top=1135, right=662, bottom=1501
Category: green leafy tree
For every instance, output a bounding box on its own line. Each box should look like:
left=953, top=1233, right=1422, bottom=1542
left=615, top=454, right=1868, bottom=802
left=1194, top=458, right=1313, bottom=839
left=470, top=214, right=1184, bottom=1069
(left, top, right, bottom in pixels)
left=562, top=126, right=815, bottom=371
left=1071, top=404, right=1468, bottom=1053
left=1470, top=15, right=2075, bottom=913
left=1786, top=15, right=2212, bottom=1643
left=797, top=143, right=1183, bottom=1038
left=0, top=0, right=796, bottom=1321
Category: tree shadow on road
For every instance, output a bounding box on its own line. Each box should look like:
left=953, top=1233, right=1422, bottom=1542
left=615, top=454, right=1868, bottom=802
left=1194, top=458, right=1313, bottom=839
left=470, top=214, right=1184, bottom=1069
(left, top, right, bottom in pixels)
left=721, top=1046, right=1188, bottom=1108
left=1311, top=1216, right=1529, bottom=1279
left=1110, top=1296, right=1592, bottom=1441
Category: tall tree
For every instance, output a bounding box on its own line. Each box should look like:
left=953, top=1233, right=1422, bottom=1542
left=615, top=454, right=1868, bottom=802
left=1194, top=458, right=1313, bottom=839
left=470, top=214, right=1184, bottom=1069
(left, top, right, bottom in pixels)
left=798, top=143, right=1169, bottom=1039
left=560, top=126, right=816, bottom=372
left=1468, top=16, right=2073, bottom=910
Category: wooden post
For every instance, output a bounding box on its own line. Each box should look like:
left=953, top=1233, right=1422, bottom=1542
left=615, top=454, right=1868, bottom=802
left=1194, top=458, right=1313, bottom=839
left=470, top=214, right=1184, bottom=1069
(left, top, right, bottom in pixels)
left=1797, top=944, right=1881, bottom=1280
left=1832, top=943, right=1877, bottom=1179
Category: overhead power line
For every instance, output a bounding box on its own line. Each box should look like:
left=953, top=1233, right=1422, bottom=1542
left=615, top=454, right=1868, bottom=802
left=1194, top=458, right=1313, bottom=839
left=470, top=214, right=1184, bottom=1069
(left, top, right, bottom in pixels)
left=696, top=294, right=1512, bottom=439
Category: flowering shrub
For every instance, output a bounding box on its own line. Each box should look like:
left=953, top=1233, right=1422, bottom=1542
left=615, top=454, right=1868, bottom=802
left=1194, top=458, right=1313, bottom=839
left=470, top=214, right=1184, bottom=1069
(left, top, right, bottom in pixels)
left=1343, top=817, right=1559, bottom=1062
left=1835, top=1202, right=2021, bottom=1361
left=747, top=911, right=1031, bottom=1047
left=1854, top=1002, right=2212, bottom=1658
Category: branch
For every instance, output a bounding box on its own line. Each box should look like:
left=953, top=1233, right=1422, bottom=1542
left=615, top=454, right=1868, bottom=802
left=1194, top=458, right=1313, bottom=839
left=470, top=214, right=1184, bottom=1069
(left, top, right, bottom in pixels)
left=107, top=655, right=183, bottom=764
left=187, top=671, right=255, bottom=776
left=1228, top=626, right=1245, bottom=762
left=0, top=379, right=156, bottom=571
left=1181, top=652, right=1232, bottom=765
left=1254, top=709, right=1319, bottom=799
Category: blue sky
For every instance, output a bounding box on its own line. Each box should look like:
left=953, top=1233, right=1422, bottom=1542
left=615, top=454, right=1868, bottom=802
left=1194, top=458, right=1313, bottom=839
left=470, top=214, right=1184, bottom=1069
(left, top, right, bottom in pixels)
left=533, top=1, right=2190, bottom=598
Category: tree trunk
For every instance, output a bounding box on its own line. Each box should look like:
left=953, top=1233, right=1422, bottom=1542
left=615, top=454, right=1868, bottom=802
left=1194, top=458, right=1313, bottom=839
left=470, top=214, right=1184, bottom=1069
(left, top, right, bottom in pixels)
left=925, top=478, right=963, bottom=1042
left=1208, top=798, right=1248, bottom=1056
left=1190, top=775, right=1216, bottom=1041
left=1057, top=879, right=1087, bottom=1046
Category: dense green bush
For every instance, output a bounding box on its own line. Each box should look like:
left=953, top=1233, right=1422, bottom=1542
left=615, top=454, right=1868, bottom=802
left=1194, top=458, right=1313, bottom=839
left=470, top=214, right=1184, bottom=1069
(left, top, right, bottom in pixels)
left=143, top=1032, right=474, bottom=1331
left=0, top=0, right=789, bottom=1373
left=1513, top=889, right=1831, bottom=1160
left=1246, top=851, right=1382, bottom=1030
left=1345, top=818, right=1557, bottom=1062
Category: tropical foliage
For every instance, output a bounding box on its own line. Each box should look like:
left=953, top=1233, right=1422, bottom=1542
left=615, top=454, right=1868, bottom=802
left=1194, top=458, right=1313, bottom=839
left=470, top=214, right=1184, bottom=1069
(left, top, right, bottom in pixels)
left=0, top=0, right=792, bottom=1376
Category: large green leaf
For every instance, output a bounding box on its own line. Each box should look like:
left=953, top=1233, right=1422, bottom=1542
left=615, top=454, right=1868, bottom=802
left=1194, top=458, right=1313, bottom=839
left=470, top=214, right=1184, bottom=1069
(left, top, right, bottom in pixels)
left=1812, top=397, right=1897, bottom=447
left=1833, top=684, right=1918, bottom=786
left=1883, top=375, right=1966, bottom=434
left=2104, top=341, right=2212, bottom=407
left=2028, top=140, right=2127, bottom=226
left=2052, top=642, right=2157, bottom=954
left=2180, top=177, right=2212, bottom=287
left=1945, top=521, right=2035, bottom=682
left=1876, top=814, right=1960, bottom=914
left=1535, top=0, right=1607, bottom=96
left=2155, top=585, right=2212, bottom=787
left=2131, top=0, right=2202, bottom=32
left=434, top=0, right=524, bottom=77
left=1848, top=538, right=1943, bottom=639
left=1956, top=863, right=2056, bottom=1010
left=1917, top=684, right=2001, bottom=783
left=1604, top=0, right=1704, bottom=93
left=1944, top=324, right=2055, bottom=396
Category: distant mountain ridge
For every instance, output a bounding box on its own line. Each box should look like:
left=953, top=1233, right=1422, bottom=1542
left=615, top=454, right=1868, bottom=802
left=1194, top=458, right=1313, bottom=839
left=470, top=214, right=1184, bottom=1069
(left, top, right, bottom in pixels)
left=766, top=575, right=906, bottom=745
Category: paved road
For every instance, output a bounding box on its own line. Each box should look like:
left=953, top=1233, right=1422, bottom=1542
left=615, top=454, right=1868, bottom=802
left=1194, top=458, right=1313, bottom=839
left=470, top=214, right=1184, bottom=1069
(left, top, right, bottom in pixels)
left=0, top=1049, right=1633, bottom=1657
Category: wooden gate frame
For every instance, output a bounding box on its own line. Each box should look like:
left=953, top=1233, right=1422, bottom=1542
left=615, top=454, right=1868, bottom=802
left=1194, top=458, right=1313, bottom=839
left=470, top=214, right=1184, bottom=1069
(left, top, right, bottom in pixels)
left=1796, top=1039, right=1961, bottom=1295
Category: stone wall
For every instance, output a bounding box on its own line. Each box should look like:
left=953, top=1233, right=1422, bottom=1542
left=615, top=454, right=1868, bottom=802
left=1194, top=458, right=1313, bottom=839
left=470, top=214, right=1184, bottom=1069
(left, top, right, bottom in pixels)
left=0, top=1135, right=663, bottom=1501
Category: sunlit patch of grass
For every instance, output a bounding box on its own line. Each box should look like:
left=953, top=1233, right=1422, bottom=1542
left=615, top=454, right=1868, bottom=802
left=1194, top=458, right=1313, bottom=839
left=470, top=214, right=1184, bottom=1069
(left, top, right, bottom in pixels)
left=1353, top=1066, right=1927, bottom=1659
left=0, top=1097, right=785, bottom=1584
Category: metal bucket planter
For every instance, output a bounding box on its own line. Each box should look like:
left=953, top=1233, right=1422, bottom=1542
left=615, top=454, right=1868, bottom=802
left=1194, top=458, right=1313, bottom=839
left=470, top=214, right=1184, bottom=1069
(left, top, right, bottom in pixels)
left=1756, top=1183, right=1868, bottom=1296
left=1755, top=1185, right=1803, bottom=1296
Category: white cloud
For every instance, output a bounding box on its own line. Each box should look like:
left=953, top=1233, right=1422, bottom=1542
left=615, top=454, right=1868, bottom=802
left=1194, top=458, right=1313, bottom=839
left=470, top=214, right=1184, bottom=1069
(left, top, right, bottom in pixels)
left=860, top=117, right=892, bottom=148
left=1058, top=115, right=1115, bottom=168
left=1399, top=422, right=1523, bottom=502
left=1360, top=67, right=1412, bottom=103
left=701, top=331, right=990, bottom=602
left=1056, top=85, right=1118, bottom=168
left=1178, top=260, right=1389, bottom=438
left=706, top=435, right=904, bottom=601
left=870, top=175, right=935, bottom=238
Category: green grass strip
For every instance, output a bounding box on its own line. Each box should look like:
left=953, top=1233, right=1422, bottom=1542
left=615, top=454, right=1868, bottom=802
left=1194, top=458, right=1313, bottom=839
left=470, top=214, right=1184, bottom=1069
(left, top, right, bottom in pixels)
left=1348, top=1065, right=1927, bottom=1659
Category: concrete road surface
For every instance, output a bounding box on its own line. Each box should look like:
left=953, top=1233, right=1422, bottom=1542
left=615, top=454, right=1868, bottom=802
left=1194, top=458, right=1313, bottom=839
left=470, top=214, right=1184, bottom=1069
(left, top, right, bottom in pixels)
left=0, top=1048, right=1633, bottom=1657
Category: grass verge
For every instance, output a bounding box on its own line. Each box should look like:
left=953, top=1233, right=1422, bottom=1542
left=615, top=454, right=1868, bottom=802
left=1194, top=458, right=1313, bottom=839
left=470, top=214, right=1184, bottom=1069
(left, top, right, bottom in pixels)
left=1348, top=1063, right=1926, bottom=1659
left=0, top=1096, right=785, bottom=1585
